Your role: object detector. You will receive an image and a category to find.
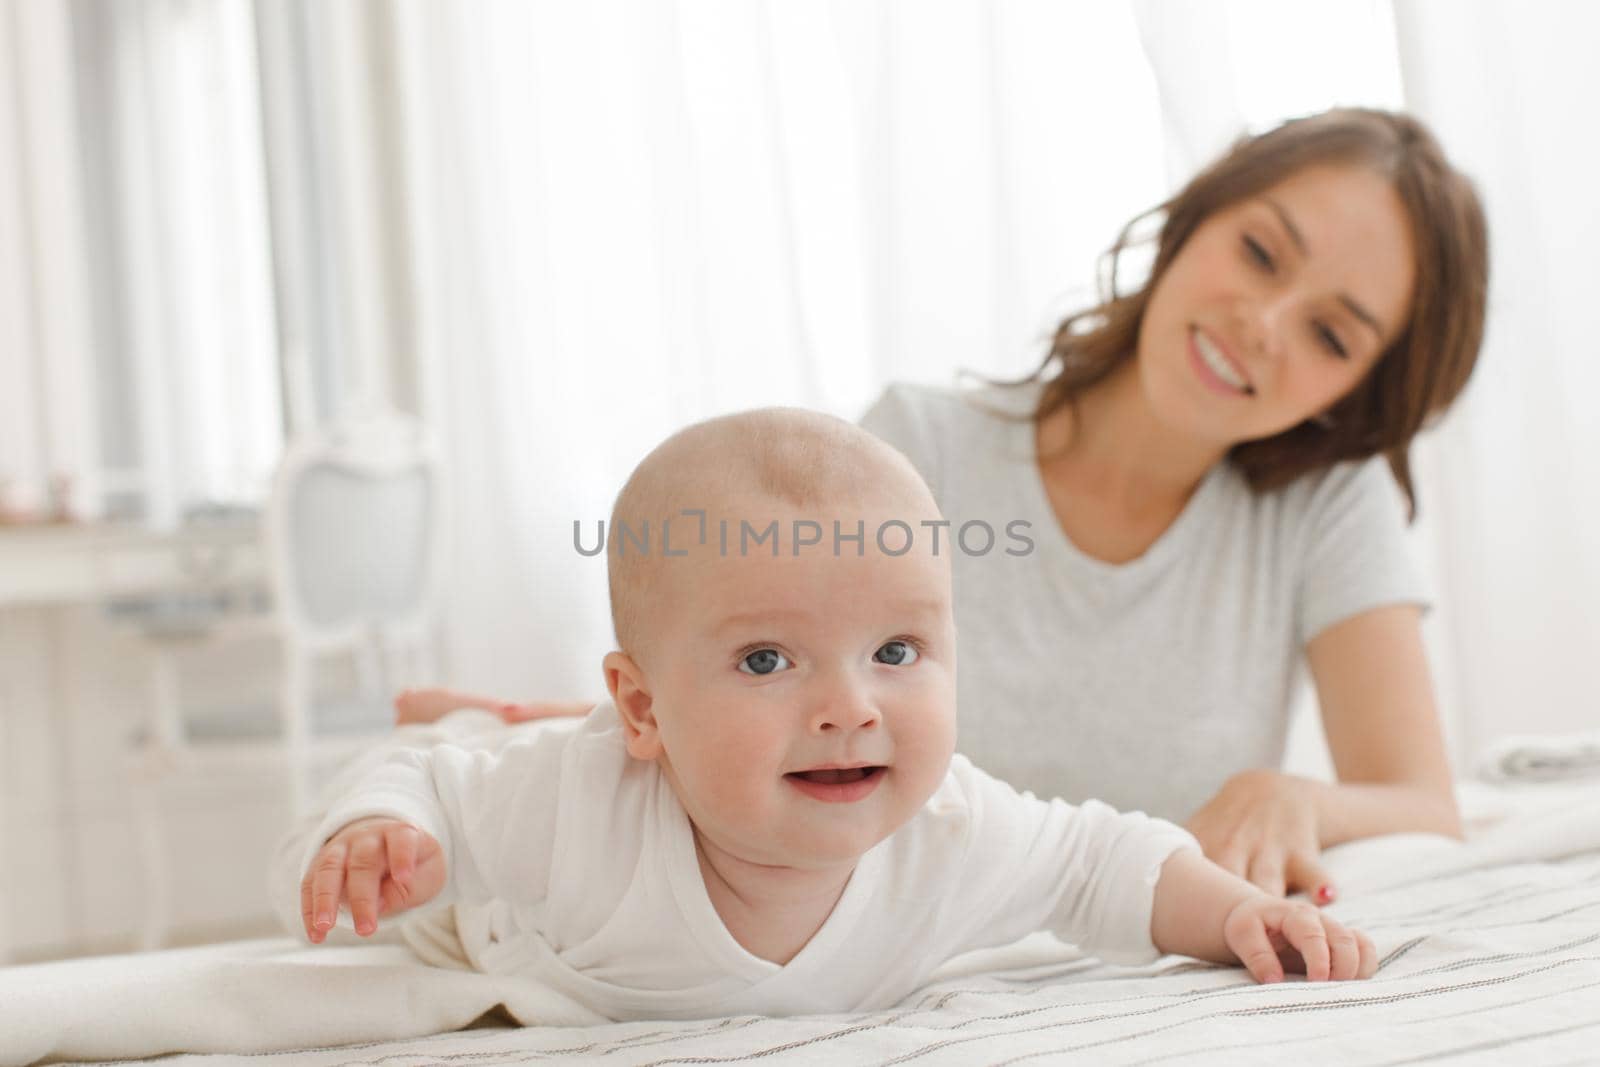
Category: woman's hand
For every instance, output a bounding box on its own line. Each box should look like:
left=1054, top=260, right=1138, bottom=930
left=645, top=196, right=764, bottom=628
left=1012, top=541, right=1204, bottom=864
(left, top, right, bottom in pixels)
left=1185, top=769, right=1337, bottom=905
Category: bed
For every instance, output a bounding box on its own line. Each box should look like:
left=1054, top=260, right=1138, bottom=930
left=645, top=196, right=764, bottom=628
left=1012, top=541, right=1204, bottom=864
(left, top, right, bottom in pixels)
left=4, top=780, right=1597, bottom=1066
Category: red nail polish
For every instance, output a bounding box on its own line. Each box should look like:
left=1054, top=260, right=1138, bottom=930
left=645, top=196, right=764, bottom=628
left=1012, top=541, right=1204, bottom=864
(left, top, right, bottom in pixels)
left=1315, top=884, right=1336, bottom=904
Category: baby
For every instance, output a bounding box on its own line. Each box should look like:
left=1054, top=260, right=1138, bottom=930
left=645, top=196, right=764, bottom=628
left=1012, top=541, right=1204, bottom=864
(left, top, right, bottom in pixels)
left=289, top=409, right=1375, bottom=1020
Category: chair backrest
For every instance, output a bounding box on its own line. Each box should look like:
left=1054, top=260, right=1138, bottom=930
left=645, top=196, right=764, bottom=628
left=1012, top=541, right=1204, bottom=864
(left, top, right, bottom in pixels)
left=264, top=410, right=442, bottom=649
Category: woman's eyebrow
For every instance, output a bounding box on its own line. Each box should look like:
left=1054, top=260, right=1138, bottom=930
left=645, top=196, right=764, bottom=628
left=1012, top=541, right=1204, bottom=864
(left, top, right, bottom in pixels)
left=1339, top=295, right=1385, bottom=341
left=1264, top=196, right=1309, bottom=256
left=1264, top=196, right=1386, bottom=340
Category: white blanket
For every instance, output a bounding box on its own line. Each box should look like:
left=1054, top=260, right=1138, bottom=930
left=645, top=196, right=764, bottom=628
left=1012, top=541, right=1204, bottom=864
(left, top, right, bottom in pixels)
left=4, top=784, right=1599, bottom=1066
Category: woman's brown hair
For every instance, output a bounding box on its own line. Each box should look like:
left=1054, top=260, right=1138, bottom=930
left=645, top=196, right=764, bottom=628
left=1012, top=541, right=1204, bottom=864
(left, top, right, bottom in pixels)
left=1013, top=108, right=1488, bottom=520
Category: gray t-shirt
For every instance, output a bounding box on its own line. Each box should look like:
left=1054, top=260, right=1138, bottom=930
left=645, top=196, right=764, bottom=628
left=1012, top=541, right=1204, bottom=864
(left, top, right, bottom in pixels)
left=859, top=382, right=1428, bottom=822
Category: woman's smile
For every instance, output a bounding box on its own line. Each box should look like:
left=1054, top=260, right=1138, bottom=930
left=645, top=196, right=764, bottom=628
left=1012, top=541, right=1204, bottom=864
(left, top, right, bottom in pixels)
left=1189, top=327, right=1255, bottom=396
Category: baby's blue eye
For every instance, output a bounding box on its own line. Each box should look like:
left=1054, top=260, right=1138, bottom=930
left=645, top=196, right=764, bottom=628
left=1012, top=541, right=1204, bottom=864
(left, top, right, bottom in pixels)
left=738, top=649, right=790, bottom=675
left=874, top=640, right=919, bottom=666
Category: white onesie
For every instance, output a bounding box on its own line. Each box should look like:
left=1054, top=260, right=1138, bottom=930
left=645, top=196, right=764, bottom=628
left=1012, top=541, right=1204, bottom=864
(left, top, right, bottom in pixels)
left=292, top=701, right=1197, bottom=1021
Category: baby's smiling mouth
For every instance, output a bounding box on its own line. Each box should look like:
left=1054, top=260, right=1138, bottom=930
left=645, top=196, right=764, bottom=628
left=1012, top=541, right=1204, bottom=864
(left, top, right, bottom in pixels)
left=785, top=766, right=886, bottom=785
left=784, top=763, right=889, bottom=803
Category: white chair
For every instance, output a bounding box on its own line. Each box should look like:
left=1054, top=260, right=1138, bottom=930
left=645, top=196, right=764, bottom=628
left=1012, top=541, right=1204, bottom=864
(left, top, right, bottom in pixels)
left=264, top=408, right=445, bottom=818
left=129, top=408, right=444, bottom=947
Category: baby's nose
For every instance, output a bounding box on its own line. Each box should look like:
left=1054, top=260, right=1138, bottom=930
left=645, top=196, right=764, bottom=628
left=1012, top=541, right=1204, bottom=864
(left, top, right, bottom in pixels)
left=811, top=692, right=882, bottom=733
left=817, top=708, right=880, bottom=732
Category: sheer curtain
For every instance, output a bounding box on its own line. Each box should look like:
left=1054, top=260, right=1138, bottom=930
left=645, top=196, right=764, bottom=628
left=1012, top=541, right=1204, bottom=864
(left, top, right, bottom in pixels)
left=1395, top=0, right=1600, bottom=756
left=387, top=0, right=1439, bottom=709
left=1, top=0, right=98, bottom=521
left=392, top=0, right=1175, bottom=700
left=0, top=0, right=283, bottom=527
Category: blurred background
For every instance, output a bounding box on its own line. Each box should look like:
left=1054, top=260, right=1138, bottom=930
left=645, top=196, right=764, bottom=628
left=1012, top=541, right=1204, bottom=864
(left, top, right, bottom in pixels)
left=1, top=0, right=1597, bottom=963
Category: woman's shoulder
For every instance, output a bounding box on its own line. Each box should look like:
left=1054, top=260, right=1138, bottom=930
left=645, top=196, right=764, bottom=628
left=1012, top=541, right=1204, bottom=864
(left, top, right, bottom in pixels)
left=859, top=381, right=978, bottom=442
left=1266, top=455, right=1407, bottom=526
left=862, top=379, right=1040, bottom=427
left=1275, top=458, right=1427, bottom=640
left=1225, top=454, right=1418, bottom=593
left=1197, top=455, right=1411, bottom=573
left=1204, top=452, right=1399, bottom=518
left=859, top=379, right=1041, bottom=493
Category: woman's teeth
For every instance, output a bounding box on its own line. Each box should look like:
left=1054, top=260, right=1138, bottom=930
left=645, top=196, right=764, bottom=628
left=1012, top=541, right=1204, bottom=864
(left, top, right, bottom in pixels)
left=1194, top=330, right=1251, bottom=393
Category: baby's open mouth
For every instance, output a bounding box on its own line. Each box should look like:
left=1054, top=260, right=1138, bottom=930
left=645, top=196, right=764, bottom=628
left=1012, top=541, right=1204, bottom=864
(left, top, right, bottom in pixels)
left=786, top=766, right=886, bottom=785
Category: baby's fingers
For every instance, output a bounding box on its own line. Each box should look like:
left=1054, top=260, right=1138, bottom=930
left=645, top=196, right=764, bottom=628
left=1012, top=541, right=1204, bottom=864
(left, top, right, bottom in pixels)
left=301, top=872, right=313, bottom=940
left=385, top=824, right=419, bottom=893
left=304, top=841, right=349, bottom=943
left=1283, top=906, right=1331, bottom=981
left=1355, top=929, right=1377, bottom=979
left=1324, top=918, right=1363, bottom=980
left=1225, top=912, right=1284, bottom=984
left=376, top=866, right=420, bottom=920
left=345, top=833, right=388, bottom=936
left=1310, top=917, right=1374, bottom=981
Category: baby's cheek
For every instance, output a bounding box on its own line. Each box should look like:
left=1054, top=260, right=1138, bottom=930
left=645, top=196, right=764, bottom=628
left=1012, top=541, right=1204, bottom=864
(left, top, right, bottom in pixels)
left=908, top=692, right=958, bottom=763
left=898, top=721, right=956, bottom=801
left=694, top=729, right=783, bottom=800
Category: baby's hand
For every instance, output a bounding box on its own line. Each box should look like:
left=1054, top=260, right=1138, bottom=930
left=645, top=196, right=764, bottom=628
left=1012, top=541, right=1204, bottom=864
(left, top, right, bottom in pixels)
left=300, top=817, right=445, bottom=943
left=1223, top=896, right=1376, bottom=983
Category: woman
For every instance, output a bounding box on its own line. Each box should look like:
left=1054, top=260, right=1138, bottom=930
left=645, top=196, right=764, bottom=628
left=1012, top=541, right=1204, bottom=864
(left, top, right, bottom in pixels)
left=862, top=106, right=1485, bottom=905
left=402, top=107, right=1488, bottom=906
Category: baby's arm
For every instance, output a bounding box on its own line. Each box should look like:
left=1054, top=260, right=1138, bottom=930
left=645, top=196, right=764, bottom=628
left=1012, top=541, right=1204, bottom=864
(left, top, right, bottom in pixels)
left=290, top=743, right=463, bottom=943
left=936, top=761, right=1375, bottom=983
left=301, top=816, right=445, bottom=941
left=285, top=727, right=569, bottom=943
left=1150, top=849, right=1376, bottom=982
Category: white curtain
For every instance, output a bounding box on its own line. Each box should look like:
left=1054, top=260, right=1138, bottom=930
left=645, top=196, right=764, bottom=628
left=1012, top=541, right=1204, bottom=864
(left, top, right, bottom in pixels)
left=1133, top=0, right=1404, bottom=180
left=1395, top=0, right=1600, bottom=755
left=0, top=0, right=98, bottom=521
left=391, top=0, right=1407, bottom=706
left=0, top=0, right=282, bottom=528
left=393, top=0, right=1173, bottom=700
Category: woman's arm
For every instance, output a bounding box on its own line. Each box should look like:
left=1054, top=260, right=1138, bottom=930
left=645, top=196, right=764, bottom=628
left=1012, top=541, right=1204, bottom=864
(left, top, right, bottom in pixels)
left=1305, top=603, right=1462, bottom=844
left=1186, top=603, right=1461, bottom=901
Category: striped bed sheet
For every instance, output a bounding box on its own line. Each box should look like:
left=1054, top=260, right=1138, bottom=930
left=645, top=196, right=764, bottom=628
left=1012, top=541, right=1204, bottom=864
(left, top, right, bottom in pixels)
left=6, top=784, right=1598, bottom=1066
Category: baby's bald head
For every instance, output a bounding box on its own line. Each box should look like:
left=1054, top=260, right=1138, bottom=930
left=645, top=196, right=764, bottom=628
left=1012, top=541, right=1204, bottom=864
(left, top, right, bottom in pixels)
left=606, top=408, right=939, bottom=664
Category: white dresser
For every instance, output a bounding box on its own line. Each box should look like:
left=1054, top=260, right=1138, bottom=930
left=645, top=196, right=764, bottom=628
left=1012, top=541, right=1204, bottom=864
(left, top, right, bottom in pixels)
left=0, top=522, right=291, bottom=962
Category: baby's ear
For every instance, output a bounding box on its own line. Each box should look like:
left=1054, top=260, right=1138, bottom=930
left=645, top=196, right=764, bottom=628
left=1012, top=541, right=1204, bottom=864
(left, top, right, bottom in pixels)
left=603, top=651, right=662, bottom=760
